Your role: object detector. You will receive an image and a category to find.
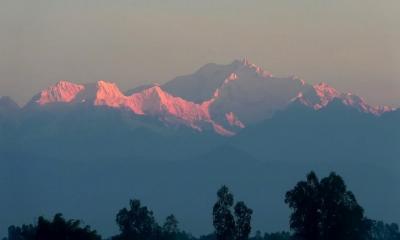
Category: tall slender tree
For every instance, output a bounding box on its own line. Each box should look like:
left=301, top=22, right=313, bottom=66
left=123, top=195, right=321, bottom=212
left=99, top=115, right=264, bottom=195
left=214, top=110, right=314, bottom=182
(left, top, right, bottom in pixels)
left=213, top=186, right=253, bottom=240
left=285, top=171, right=321, bottom=240
left=213, top=186, right=236, bottom=240
left=234, top=201, right=253, bottom=240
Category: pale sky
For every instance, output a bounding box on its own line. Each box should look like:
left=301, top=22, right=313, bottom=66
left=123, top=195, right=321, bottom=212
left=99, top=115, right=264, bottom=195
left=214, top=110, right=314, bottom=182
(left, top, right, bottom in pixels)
left=1, top=0, right=399, bottom=107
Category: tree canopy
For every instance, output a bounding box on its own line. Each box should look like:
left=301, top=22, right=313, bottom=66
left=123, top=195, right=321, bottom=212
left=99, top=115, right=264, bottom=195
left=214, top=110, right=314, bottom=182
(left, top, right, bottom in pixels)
left=6, top=213, right=100, bottom=240
left=285, top=171, right=370, bottom=240
left=213, top=185, right=253, bottom=240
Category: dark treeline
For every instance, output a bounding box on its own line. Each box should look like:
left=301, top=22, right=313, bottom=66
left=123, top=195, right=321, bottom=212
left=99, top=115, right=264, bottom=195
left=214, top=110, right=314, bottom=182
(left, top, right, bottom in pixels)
left=3, top=171, right=400, bottom=240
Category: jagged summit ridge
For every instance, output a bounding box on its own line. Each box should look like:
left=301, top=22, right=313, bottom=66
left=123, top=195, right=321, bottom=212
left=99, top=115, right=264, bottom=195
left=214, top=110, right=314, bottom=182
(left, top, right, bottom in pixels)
left=28, top=59, right=394, bottom=135
left=294, top=81, right=391, bottom=114
left=30, top=80, right=232, bottom=135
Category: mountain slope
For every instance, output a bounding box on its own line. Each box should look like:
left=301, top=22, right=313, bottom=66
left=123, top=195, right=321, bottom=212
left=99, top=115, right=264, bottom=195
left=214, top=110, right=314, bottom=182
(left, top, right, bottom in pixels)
left=0, top=96, right=19, bottom=113
left=232, top=99, right=399, bottom=164
left=162, top=61, right=244, bottom=103
left=165, top=59, right=392, bottom=129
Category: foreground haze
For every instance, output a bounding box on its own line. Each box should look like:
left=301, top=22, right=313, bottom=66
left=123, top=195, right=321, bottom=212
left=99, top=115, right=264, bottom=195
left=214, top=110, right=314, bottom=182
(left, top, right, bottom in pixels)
left=0, top=59, right=399, bottom=237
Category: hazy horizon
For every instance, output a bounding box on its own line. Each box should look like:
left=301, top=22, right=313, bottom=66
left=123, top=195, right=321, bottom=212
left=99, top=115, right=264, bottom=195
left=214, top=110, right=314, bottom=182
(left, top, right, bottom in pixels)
left=1, top=0, right=399, bottom=107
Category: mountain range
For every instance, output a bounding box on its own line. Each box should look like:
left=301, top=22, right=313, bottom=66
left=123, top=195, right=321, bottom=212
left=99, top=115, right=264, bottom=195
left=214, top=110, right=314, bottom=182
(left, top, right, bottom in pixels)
left=3, top=58, right=394, bottom=136
left=0, top=59, right=399, bottom=238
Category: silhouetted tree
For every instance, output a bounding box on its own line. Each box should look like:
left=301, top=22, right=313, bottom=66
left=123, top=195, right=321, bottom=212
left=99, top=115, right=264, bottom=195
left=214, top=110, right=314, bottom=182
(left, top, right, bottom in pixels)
left=234, top=201, right=253, bottom=240
left=162, top=214, right=195, bottom=240
left=6, top=213, right=100, bottom=240
left=318, top=173, right=369, bottom=240
left=213, top=186, right=236, bottom=240
left=368, top=220, right=400, bottom=240
left=253, top=231, right=263, bottom=240
left=213, top=186, right=253, bottom=240
left=197, top=233, right=216, bottom=240
left=285, top=171, right=320, bottom=240
left=162, top=214, right=181, bottom=240
left=113, top=199, right=161, bottom=240
left=263, top=231, right=291, bottom=240
left=7, top=224, right=35, bottom=240
left=163, top=215, right=179, bottom=235
left=285, top=171, right=370, bottom=240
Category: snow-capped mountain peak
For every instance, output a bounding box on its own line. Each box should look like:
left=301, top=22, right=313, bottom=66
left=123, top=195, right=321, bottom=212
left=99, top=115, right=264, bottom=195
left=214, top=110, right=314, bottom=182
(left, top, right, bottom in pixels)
left=313, top=82, right=340, bottom=99
left=93, top=80, right=126, bottom=108
left=295, top=82, right=391, bottom=115
left=35, top=80, right=85, bottom=105
left=307, top=82, right=341, bottom=109
left=236, top=58, right=273, bottom=78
